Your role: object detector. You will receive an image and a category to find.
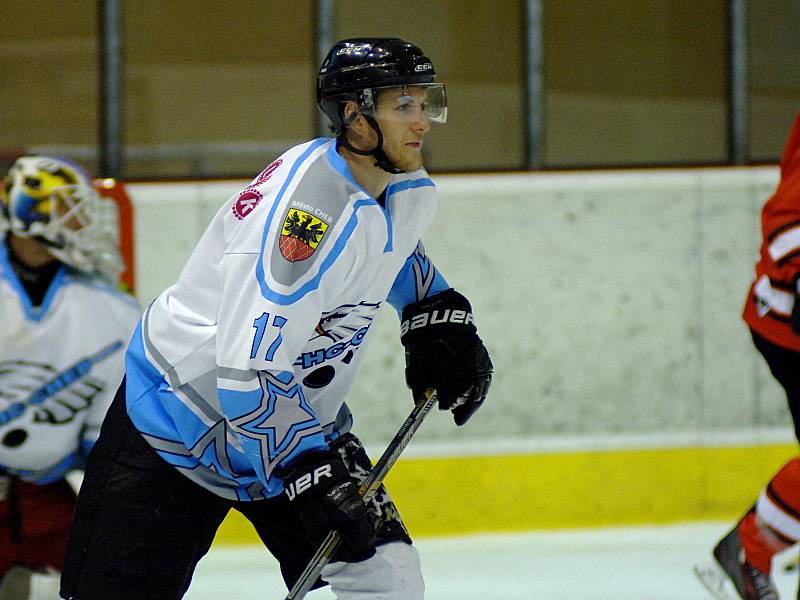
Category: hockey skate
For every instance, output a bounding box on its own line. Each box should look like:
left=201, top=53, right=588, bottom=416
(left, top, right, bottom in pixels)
left=694, top=525, right=779, bottom=600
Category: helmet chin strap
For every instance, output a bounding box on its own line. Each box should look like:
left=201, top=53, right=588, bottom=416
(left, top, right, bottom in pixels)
left=339, top=114, right=404, bottom=174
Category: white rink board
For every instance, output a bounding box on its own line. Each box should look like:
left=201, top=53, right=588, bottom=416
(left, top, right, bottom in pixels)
left=126, top=166, right=787, bottom=450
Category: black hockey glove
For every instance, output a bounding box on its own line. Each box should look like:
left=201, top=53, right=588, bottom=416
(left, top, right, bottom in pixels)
left=400, top=288, right=493, bottom=426
left=281, top=450, right=378, bottom=562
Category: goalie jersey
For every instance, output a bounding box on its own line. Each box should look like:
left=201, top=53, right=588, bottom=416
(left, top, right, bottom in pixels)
left=0, top=240, right=140, bottom=483
left=126, top=138, right=449, bottom=501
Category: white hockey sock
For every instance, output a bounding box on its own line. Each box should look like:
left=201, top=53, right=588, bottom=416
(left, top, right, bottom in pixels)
left=321, top=541, right=424, bottom=600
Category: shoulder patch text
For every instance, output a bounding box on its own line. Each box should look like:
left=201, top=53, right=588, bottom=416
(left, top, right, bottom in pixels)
left=279, top=209, right=329, bottom=262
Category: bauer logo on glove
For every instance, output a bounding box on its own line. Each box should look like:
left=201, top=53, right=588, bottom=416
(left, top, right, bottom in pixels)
left=400, top=288, right=493, bottom=426
left=283, top=463, right=333, bottom=500
left=278, top=450, right=378, bottom=561
left=400, top=307, right=475, bottom=336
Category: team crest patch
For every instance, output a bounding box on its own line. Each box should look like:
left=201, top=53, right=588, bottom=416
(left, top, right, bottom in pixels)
left=279, top=209, right=329, bottom=262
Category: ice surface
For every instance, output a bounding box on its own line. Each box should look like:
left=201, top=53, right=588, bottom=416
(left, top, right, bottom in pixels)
left=182, top=522, right=800, bottom=599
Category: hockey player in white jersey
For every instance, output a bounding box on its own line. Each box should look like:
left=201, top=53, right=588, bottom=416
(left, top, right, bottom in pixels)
left=0, top=156, right=140, bottom=599
left=61, top=38, right=493, bottom=600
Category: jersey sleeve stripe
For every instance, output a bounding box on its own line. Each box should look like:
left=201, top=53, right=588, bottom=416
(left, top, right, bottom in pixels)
left=387, top=177, right=435, bottom=194
left=412, top=251, right=436, bottom=299
left=380, top=178, right=434, bottom=253
left=217, top=366, right=259, bottom=384
left=381, top=200, right=393, bottom=253
left=141, top=307, right=183, bottom=389
left=766, top=219, right=800, bottom=243
left=754, top=274, right=794, bottom=316
left=768, top=224, right=800, bottom=262
left=756, top=488, right=800, bottom=540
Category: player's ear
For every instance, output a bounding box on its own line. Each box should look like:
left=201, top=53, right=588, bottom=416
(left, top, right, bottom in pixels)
left=342, top=101, right=358, bottom=123
left=342, top=101, right=367, bottom=133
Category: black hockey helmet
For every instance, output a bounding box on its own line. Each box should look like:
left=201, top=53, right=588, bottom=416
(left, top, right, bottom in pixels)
left=317, top=38, right=445, bottom=173
left=317, top=37, right=439, bottom=134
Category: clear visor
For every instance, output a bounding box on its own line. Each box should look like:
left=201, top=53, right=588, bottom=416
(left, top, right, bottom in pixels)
left=361, top=83, right=447, bottom=125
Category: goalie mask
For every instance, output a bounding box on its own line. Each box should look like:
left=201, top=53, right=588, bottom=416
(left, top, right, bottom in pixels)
left=317, top=37, right=447, bottom=173
left=0, top=156, right=123, bottom=281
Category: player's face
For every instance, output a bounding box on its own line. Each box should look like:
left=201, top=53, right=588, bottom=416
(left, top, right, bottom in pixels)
left=374, top=86, right=434, bottom=172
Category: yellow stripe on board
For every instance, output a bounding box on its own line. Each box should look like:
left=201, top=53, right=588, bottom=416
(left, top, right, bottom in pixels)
left=212, top=443, right=797, bottom=546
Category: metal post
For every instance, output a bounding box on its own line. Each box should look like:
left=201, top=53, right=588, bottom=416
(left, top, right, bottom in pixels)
left=98, top=0, right=124, bottom=178
left=523, top=0, right=545, bottom=170
left=728, top=0, right=749, bottom=165
left=315, top=0, right=336, bottom=138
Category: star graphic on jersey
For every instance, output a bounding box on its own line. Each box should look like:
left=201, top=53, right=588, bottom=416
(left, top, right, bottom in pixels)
left=189, top=420, right=235, bottom=477
left=229, top=376, right=321, bottom=463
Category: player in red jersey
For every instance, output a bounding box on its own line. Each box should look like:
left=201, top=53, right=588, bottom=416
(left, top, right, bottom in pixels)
left=697, top=114, right=800, bottom=600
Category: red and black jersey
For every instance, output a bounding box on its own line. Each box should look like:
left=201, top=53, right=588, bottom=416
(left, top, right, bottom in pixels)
left=744, top=113, right=800, bottom=351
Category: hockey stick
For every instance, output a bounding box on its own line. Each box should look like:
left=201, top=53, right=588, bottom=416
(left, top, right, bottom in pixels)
left=284, top=389, right=438, bottom=600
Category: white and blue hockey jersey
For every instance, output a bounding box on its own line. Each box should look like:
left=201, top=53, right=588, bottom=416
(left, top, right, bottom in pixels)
left=0, top=238, right=140, bottom=483
left=126, top=138, right=449, bottom=501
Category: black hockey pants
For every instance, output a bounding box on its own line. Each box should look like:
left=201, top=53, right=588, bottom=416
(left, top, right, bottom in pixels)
left=751, top=329, right=800, bottom=442
left=60, top=379, right=409, bottom=600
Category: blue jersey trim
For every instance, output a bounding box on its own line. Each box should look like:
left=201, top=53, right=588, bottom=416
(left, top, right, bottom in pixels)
left=256, top=138, right=329, bottom=305
left=257, top=199, right=372, bottom=305
left=0, top=241, right=67, bottom=322
left=126, top=327, right=218, bottom=451
left=323, top=146, right=434, bottom=256
left=326, top=142, right=367, bottom=192
left=327, top=144, right=403, bottom=254
left=256, top=141, right=384, bottom=305
left=382, top=179, right=435, bottom=254
left=126, top=330, right=253, bottom=486
left=10, top=451, right=80, bottom=485
left=380, top=192, right=394, bottom=253
left=80, top=439, right=95, bottom=457
left=125, top=324, right=326, bottom=497
left=387, top=248, right=449, bottom=312
left=387, top=178, right=435, bottom=194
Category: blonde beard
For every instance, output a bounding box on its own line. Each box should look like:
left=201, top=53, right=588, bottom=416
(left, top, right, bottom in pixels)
left=383, top=148, right=424, bottom=173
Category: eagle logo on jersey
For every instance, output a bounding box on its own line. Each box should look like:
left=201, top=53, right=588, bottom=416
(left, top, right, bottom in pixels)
left=294, top=301, right=380, bottom=370
left=279, top=209, right=329, bottom=262
left=314, top=301, right=380, bottom=343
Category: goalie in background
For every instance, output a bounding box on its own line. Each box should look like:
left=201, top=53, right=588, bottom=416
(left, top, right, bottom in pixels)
left=696, top=113, right=800, bottom=600
left=60, top=38, right=492, bottom=600
left=0, top=156, right=140, bottom=600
